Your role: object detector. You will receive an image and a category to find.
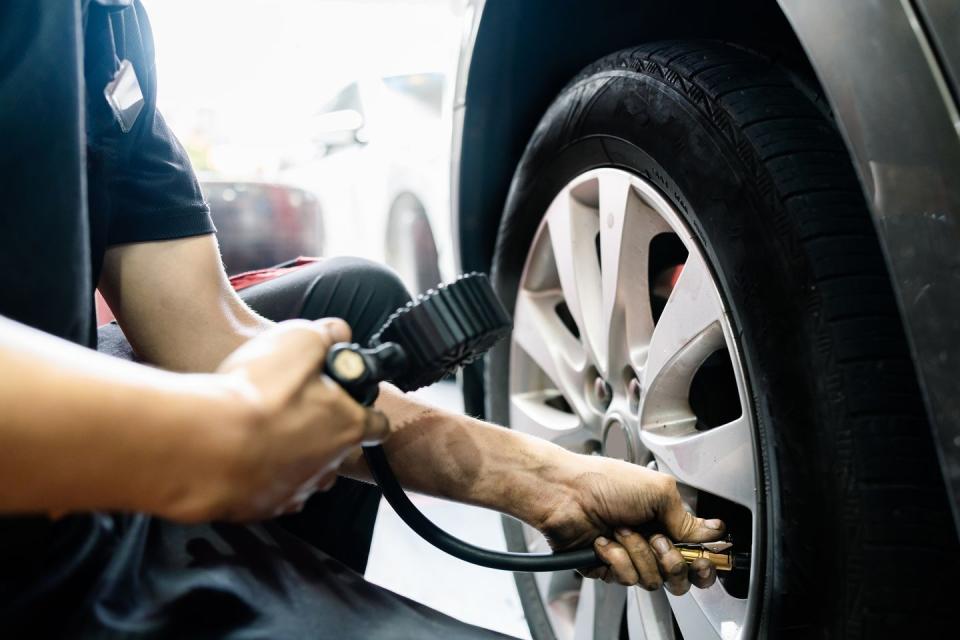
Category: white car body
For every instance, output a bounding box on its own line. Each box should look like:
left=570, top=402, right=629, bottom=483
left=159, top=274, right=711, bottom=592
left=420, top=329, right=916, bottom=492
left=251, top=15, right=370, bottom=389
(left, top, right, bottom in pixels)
left=281, top=73, right=455, bottom=293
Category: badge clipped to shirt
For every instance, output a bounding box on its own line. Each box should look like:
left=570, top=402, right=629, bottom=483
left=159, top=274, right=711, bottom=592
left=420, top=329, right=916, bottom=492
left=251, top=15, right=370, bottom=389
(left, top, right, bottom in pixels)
left=103, top=59, right=144, bottom=133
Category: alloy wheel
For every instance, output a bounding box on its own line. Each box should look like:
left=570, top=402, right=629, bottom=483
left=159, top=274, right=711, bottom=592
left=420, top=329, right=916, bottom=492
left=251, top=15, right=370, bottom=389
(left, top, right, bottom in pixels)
left=508, top=168, right=761, bottom=640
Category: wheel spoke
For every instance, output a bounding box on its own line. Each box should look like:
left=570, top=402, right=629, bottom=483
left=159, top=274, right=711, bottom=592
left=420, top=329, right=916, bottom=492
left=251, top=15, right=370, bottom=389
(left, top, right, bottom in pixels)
left=510, top=391, right=597, bottom=449
left=667, top=581, right=747, bottom=640
left=640, top=416, right=756, bottom=508
left=598, top=174, right=670, bottom=375
left=546, top=189, right=605, bottom=371
left=641, top=251, right=725, bottom=424
left=627, top=588, right=675, bottom=640
left=512, top=289, right=591, bottom=418
left=573, top=579, right=627, bottom=640
left=545, top=570, right=582, bottom=606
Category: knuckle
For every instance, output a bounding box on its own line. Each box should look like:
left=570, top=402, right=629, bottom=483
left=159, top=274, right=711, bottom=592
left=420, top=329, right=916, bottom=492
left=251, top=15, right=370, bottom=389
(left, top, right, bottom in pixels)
left=594, top=540, right=612, bottom=558
left=608, top=548, right=632, bottom=569
left=665, top=556, right=687, bottom=578
left=318, top=317, right=349, bottom=331
left=278, top=318, right=318, bottom=340
left=609, top=546, right=629, bottom=561
left=316, top=318, right=351, bottom=343
left=657, top=473, right=678, bottom=493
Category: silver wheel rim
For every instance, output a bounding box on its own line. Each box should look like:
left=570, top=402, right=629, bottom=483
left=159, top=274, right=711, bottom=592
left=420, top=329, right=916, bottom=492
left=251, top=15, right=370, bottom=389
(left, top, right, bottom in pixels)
left=508, top=168, right=761, bottom=640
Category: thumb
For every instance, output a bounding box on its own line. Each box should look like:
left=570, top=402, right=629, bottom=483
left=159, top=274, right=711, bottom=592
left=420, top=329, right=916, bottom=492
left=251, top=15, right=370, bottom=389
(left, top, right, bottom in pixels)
left=314, top=317, right=351, bottom=345
left=660, top=490, right=726, bottom=543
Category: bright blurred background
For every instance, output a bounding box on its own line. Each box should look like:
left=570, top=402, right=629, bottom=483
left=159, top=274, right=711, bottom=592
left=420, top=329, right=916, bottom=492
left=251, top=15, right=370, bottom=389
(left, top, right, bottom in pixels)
left=148, top=2, right=531, bottom=637
left=149, top=0, right=462, bottom=294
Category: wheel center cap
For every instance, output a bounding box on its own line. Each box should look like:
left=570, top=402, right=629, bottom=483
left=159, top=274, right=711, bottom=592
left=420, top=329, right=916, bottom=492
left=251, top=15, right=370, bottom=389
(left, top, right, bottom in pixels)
left=601, top=417, right=634, bottom=463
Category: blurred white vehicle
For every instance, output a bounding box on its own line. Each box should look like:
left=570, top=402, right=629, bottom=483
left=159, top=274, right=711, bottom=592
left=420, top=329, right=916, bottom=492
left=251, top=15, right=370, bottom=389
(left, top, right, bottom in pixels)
left=281, top=72, right=453, bottom=294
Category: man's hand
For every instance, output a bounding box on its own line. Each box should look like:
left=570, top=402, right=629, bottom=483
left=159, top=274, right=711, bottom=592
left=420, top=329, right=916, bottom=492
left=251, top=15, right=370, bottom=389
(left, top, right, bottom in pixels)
left=533, top=455, right=725, bottom=594
left=170, top=318, right=390, bottom=523
left=333, top=396, right=724, bottom=595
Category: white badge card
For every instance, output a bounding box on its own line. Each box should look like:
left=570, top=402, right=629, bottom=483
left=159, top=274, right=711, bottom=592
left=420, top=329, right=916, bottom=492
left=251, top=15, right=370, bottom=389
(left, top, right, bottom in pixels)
left=103, top=59, right=145, bottom=133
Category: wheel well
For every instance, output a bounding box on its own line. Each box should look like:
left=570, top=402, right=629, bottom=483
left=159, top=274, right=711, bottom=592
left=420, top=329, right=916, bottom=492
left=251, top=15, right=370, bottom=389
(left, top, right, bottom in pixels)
left=457, top=0, right=819, bottom=274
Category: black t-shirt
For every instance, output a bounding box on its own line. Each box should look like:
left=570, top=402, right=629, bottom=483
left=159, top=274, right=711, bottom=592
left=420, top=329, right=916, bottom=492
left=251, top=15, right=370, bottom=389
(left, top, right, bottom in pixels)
left=0, top=0, right=213, bottom=630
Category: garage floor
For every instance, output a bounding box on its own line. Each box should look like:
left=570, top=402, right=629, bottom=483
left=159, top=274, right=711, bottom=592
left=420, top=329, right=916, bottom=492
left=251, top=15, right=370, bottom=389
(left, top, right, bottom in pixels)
left=365, top=382, right=532, bottom=639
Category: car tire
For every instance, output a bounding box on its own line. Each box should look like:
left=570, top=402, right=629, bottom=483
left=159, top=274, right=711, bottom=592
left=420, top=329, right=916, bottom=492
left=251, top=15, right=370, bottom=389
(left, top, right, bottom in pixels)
left=486, top=41, right=957, bottom=639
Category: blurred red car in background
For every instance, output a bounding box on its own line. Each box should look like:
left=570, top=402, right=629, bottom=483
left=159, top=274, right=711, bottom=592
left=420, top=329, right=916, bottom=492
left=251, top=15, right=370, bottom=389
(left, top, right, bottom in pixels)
left=96, top=181, right=325, bottom=326
left=203, top=181, right=325, bottom=275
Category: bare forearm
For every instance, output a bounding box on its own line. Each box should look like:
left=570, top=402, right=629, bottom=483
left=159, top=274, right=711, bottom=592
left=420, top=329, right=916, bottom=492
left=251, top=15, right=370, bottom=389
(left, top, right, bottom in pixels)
left=342, top=385, right=577, bottom=527
left=99, top=236, right=272, bottom=373
left=97, top=235, right=576, bottom=524
left=0, top=317, right=239, bottom=518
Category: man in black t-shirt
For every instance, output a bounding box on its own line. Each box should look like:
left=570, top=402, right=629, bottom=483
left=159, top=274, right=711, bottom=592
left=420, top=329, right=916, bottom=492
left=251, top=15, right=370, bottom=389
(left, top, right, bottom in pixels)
left=0, top=2, right=725, bottom=637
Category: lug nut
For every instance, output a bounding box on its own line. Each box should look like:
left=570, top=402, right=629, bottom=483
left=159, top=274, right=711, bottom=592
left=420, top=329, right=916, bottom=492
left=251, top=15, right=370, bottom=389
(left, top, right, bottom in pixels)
left=593, top=377, right=612, bottom=409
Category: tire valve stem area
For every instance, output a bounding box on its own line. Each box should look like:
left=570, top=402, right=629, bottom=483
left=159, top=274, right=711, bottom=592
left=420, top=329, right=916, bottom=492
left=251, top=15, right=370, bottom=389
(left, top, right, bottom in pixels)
left=689, top=489, right=753, bottom=596
left=675, top=541, right=747, bottom=572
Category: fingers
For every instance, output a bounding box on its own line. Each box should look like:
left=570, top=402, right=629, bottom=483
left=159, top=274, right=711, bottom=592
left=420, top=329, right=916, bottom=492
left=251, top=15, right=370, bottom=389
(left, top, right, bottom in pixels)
left=613, top=528, right=662, bottom=591
left=587, top=530, right=720, bottom=593
left=650, top=534, right=690, bottom=595
left=655, top=475, right=726, bottom=543
left=220, top=318, right=355, bottom=393
left=664, top=507, right=725, bottom=543
left=313, top=317, right=351, bottom=345
left=593, top=537, right=638, bottom=586
left=689, top=557, right=717, bottom=590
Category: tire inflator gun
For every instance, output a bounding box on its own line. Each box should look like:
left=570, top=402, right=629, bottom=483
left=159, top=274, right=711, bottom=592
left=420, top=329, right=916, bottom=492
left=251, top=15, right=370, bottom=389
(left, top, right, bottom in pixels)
left=324, top=273, right=739, bottom=572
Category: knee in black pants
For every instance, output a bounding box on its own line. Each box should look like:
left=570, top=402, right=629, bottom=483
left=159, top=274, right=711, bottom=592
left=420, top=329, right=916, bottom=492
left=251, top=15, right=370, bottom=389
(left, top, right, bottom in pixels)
left=239, top=257, right=412, bottom=574
left=240, top=256, right=412, bottom=344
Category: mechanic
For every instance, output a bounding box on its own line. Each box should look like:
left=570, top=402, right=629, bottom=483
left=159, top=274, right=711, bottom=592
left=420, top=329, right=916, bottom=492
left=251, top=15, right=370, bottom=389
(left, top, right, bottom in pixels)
left=0, top=2, right=725, bottom=637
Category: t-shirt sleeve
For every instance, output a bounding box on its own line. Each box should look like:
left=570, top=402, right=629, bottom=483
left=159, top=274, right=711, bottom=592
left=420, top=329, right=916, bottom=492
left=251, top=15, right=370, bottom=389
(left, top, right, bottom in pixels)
left=85, top=0, right=215, bottom=246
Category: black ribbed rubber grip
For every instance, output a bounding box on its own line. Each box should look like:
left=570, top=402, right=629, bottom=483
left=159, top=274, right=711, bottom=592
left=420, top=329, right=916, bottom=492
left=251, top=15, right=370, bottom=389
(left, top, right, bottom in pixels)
left=369, top=272, right=512, bottom=392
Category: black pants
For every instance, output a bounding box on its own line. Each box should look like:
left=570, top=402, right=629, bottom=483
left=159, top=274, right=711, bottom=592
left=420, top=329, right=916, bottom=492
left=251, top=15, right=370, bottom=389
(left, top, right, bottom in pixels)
left=91, top=257, right=515, bottom=639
